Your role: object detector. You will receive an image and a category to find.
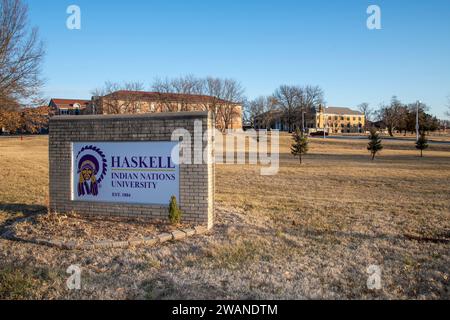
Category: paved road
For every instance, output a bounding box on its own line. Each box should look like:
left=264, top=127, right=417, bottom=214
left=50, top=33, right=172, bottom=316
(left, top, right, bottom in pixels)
left=310, top=135, right=450, bottom=145
left=2, top=133, right=450, bottom=145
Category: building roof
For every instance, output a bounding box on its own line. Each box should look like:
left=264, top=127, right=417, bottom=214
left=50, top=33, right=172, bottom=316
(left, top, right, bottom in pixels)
left=50, top=99, right=90, bottom=109
left=324, top=107, right=364, bottom=116
left=103, top=91, right=239, bottom=105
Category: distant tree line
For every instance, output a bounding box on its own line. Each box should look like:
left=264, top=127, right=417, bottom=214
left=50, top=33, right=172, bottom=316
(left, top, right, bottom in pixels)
left=246, top=90, right=446, bottom=136
left=374, top=96, right=440, bottom=136
left=245, top=84, right=325, bottom=132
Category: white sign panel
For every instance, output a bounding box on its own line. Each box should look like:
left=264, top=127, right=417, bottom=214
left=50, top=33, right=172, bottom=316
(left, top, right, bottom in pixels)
left=71, top=142, right=179, bottom=205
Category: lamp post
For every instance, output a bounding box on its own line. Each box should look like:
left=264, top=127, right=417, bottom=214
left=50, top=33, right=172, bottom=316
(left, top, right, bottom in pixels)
left=301, top=111, right=307, bottom=134
left=318, top=104, right=326, bottom=138
left=416, top=100, right=421, bottom=142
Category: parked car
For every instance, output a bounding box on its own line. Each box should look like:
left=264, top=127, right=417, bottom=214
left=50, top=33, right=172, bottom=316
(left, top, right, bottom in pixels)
left=310, top=131, right=329, bottom=137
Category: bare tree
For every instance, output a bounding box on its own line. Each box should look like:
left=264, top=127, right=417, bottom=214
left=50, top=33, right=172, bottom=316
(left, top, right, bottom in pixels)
left=91, top=81, right=145, bottom=114
left=245, top=96, right=277, bottom=128
left=0, top=96, right=19, bottom=111
left=300, top=85, right=325, bottom=112
left=203, top=77, right=223, bottom=117
left=151, top=75, right=206, bottom=112
left=358, top=103, right=372, bottom=120
left=151, top=76, right=245, bottom=130
left=273, top=85, right=324, bottom=132
left=377, top=96, right=407, bottom=136
left=358, top=102, right=373, bottom=131
left=273, top=85, right=301, bottom=132
left=298, top=85, right=324, bottom=130
left=215, top=78, right=245, bottom=130
left=0, top=0, right=44, bottom=107
left=152, top=75, right=204, bottom=95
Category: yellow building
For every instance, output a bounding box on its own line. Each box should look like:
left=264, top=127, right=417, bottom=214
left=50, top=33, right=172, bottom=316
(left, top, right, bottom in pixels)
left=310, top=106, right=365, bottom=134
left=254, top=105, right=365, bottom=133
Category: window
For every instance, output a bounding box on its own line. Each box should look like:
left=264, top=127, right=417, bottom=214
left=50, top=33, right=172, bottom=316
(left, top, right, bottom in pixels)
left=72, top=103, right=81, bottom=115
left=60, top=109, right=68, bottom=115
left=353, top=117, right=356, bottom=121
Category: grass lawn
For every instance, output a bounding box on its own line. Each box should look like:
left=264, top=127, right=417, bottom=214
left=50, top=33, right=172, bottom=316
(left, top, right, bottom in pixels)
left=0, top=134, right=449, bottom=299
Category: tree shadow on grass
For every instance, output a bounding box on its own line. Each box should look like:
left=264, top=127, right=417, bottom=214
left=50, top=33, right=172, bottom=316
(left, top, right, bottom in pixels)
left=0, top=203, right=47, bottom=232
left=278, top=152, right=450, bottom=163
left=279, top=225, right=450, bottom=246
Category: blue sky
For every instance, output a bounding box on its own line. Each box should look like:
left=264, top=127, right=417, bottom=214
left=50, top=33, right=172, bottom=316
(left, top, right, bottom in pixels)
left=26, top=0, right=450, bottom=118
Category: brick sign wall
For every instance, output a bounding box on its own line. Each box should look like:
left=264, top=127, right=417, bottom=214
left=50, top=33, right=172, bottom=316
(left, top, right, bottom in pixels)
left=49, top=111, right=215, bottom=229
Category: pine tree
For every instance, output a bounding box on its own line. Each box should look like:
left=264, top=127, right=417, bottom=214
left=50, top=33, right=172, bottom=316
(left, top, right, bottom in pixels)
left=291, top=129, right=309, bottom=164
left=168, top=196, right=182, bottom=225
left=416, top=133, right=429, bottom=157
left=367, top=129, right=383, bottom=160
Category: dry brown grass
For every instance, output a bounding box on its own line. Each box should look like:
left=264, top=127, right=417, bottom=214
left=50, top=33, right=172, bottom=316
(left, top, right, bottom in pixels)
left=212, top=133, right=450, bottom=299
left=0, top=134, right=449, bottom=299
left=0, top=136, right=48, bottom=226
left=218, top=134, right=450, bottom=240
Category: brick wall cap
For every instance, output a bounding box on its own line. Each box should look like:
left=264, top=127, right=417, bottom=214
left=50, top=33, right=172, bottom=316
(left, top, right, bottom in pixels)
left=50, top=111, right=209, bottom=122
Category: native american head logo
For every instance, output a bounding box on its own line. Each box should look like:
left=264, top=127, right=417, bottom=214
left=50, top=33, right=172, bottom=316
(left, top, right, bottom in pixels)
left=76, top=145, right=107, bottom=197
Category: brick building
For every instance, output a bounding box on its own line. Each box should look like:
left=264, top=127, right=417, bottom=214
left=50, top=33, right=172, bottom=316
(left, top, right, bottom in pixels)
left=88, top=91, right=243, bottom=130
left=49, top=99, right=91, bottom=116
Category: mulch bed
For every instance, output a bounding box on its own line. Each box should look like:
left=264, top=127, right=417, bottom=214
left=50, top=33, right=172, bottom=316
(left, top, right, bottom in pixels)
left=10, top=212, right=185, bottom=244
